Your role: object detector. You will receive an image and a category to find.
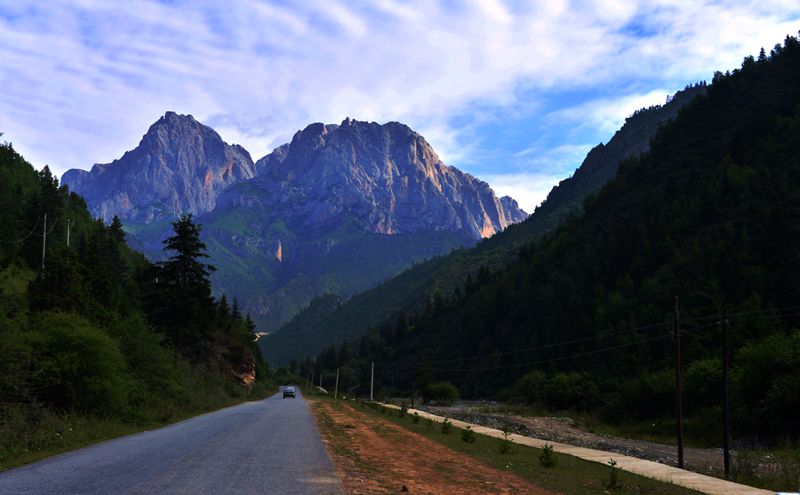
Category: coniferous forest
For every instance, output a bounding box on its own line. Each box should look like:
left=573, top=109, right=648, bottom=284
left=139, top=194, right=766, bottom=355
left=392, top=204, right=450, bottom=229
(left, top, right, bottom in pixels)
left=0, top=143, right=271, bottom=467
left=303, top=35, right=800, bottom=445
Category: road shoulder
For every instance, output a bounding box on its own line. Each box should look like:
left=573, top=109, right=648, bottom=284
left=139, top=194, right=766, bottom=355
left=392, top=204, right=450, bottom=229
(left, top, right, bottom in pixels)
left=309, top=398, right=555, bottom=494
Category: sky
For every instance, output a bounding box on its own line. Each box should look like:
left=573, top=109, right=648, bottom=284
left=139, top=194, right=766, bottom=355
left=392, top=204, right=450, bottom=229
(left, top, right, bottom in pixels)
left=1, top=1, right=798, bottom=212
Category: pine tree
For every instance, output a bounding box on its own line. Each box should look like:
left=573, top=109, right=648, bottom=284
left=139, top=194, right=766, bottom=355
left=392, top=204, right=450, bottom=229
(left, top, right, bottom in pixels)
left=156, top=213, right=217, bottom=355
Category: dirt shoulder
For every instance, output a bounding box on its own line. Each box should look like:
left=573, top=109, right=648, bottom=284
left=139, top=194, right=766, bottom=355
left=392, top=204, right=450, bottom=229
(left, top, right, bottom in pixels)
left=309, top=399, right=555, bottom=495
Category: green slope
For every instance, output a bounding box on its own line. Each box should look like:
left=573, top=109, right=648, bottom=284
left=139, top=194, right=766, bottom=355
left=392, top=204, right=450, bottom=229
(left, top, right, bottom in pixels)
left=263, top=85, right=707, bottom=365
left=0, top=142, right=273, bottom=469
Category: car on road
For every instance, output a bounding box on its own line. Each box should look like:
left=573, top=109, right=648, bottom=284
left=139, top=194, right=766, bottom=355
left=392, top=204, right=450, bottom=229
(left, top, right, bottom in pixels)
left=282, top=386, right=296, bottom=399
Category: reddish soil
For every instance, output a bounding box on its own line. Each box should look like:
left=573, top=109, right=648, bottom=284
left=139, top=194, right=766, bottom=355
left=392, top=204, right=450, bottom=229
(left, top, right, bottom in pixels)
left=310, top=400, right=557, bottom=495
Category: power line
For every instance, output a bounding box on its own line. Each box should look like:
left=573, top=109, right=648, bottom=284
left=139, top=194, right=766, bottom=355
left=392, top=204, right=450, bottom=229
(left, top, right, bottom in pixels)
left=371, top=306, right=800, bottom=373
left=680, top=304, right=800, bottom=322
left=0, top=216, right=41, bottom=243
left=377, top=320, right=670, bottom=369
left=401, top=334, right=672, bottom=372
left=33, top=216, right=59, bottom=237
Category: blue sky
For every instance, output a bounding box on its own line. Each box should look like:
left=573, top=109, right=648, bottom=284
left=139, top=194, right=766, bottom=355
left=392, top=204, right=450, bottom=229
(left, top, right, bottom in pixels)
left=1, top=1, right=798, bottom=211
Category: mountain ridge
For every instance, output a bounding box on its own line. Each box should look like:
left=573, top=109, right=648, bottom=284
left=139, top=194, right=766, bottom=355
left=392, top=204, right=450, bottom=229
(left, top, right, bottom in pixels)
left=62, top=111, right=256, bottom=224
left=62, top=115, right=526, bottom=331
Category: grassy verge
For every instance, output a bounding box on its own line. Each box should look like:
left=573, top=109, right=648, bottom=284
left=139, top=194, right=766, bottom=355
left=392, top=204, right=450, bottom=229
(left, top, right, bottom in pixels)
left=0, top=381, right=276, bottom=472
left=472, top=403, right=800, bottom=491
left=325, top=397, right=700, bottom=495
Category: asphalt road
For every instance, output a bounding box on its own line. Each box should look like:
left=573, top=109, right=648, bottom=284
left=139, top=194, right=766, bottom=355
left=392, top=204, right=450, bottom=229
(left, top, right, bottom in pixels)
left=0, top=390, right=344, bottom=495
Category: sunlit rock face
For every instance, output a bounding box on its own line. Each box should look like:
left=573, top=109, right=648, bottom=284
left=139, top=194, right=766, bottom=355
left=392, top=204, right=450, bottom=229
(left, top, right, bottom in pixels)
left=204, top=119, right=526, bottom=329
left=63, top=111, right=256, bottom=223
left=217, top=118, right=527, bottom=241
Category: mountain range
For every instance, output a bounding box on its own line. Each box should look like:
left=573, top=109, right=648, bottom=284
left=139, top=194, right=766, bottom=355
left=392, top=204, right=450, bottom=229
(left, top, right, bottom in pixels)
left=262, top=83, right=707, bottom=364
left=63, top=115, right=526, bottom=330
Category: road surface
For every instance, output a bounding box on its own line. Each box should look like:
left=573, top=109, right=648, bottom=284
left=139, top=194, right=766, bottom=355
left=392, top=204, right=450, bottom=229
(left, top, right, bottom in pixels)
left=0, top=390, right=343, bottom=495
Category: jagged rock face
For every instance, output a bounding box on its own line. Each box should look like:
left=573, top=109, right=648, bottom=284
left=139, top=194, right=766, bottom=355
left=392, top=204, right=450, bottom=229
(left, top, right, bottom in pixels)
left=62, top=112, right=255, bottom=223
left=219, top=118, right=526, bottom=240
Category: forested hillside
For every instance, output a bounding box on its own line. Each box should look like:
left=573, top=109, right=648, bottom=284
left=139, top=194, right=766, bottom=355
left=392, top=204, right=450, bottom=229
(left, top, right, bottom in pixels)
left=0, top=141, right=270, bottom=468
left=264, top=82, right=706, bottom=365
left=303, top=36, right=800, bottom=443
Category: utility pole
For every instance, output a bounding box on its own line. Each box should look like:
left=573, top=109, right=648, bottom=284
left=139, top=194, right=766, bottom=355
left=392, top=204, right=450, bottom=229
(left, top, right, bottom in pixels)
left=370, top=361, right=374, bottom=403
left=41, top=213, right=47, bottom=276
left=722, top=316, right=731, bottom=478
left=334, top=368, right=340, bottom=399
left=66, top=218, right=71, bottom=247
left=319, top=370, right=323, bottom=389
left=674, top=296, right=685, bottom=469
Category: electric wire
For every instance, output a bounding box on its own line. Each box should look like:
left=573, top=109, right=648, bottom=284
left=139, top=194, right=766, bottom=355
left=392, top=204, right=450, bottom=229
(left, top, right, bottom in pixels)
left=0, top=216, right=41, bottom=243
left=373, top=307, right=800, bottom=373
left=375, top=320, right=670, bottom=369
left=399, top=334, right=673, bottom=372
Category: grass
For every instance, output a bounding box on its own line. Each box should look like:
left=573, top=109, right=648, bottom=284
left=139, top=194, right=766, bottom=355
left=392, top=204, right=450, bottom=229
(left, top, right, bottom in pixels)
left=0, top=383, right=276, bottom=472
left=476, top=402, right=800, bottom=491
left=329, top=398, right=701, bottom=495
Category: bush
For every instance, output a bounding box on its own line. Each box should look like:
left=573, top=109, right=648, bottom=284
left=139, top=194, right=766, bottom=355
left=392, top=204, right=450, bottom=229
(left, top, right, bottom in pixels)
left=512, top=370, right=547, bottom=404
left=734, top=331, right=800, bottom=437
left=441, top=418, right=452, bottom=434
left=499, top=424, right=514, bottom=454
left=544, top=372, right=600, bottom=411
left=31, top=312, right=133, bottom=415
left=603, top=459, right=623, bottom=490
left=461, top=426, right=476, bottom=443
left=412, top=412, right=420, bottom=424
left=424, top=381, right=459, bottom=404
left=539, top=443, right=557, bottom=467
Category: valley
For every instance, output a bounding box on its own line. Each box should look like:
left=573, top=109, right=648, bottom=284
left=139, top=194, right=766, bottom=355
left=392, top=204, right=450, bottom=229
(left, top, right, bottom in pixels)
left=2, top=6, right=799, bottom=493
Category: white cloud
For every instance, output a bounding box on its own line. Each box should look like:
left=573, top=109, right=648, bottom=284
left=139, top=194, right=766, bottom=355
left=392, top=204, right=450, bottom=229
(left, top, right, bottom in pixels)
left=549, top=90, right=672, bottom=135
left=484, top=172, right=567, bottom=213
left=484, top=142, right=596, bottom=212
left=0, top=0, right=798, bottom=189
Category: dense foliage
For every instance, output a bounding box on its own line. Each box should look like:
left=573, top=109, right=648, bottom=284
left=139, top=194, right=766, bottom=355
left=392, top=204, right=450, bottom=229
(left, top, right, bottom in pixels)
left=0, top=144, right=270, bottom=466
left=305, top=36, right=800, bottom=443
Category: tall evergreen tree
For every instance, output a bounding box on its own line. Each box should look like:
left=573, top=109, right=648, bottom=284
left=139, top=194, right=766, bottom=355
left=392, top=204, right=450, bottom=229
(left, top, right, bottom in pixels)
left=154, top=213, right=216, bottom=355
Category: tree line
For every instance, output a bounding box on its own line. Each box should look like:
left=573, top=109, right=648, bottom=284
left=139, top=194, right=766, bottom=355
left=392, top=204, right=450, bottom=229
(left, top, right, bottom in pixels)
left=0, top=141, right=270, bottom=464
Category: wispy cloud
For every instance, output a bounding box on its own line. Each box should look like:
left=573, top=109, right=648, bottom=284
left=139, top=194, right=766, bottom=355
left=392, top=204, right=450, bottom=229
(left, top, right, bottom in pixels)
left=548, top=90, right=672, bottom=135
left=0, top=0, right=798, bottom=205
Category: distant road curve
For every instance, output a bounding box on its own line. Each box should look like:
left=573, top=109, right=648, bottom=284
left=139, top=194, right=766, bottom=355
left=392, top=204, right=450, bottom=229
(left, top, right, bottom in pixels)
left=0, top=390, right=343, bottom=495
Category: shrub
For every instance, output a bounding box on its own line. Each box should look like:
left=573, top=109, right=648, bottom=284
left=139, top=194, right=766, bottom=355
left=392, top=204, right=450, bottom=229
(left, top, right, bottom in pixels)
left=412, top=412, right=420, bottom=424
left=399, top=402, right=408, bottom=418
left=31, top=312, right=133, bottom=415
left=602, top=459, right=623, bottom=490
left=424, top=381, right=459, bottom=404
left=441, top=418, right=452, bottom=434
left=461, top=426, right=476, bottom=443
left=539, top=443, right=557, bottom=467
left=499, top=424, right=514, bottom=454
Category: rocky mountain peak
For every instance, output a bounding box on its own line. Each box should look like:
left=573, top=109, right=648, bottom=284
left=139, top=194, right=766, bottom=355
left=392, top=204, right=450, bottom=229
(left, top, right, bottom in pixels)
left=62, top=112, right=256, bottom=223
left=225, top=119, right=526, bottom=239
